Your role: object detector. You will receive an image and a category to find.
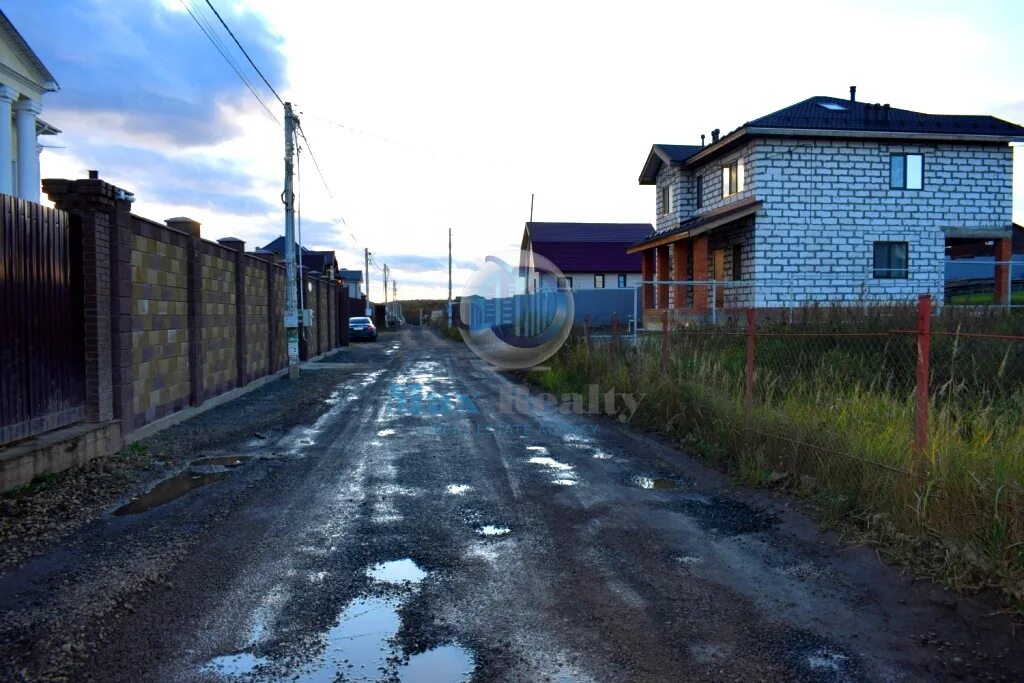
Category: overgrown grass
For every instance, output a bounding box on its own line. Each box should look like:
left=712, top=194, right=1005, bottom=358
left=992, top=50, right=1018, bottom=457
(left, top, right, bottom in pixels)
left=534, top=306, right=1024, bottom=608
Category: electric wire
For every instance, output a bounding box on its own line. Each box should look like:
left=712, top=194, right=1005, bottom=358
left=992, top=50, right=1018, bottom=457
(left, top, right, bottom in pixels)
left=204, top=0, right=285, bottom=106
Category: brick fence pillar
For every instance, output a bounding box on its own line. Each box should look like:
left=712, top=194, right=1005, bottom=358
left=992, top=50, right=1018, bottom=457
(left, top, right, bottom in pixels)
left=218, top=237, right=246, bottom=386
left=42, top=174, right=134, bottom=424
left=167, top=217, right=203, bottom=406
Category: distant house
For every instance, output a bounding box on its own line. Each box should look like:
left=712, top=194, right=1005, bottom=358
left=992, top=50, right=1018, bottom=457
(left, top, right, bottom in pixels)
left=338, top=268, right=363, bottom=298
left=521, top=222, right=653, bottom=290
left=630, top=88, right=1024, bottom=314
left=258, top=236, right=339, bottom=278
left=0, top=10, right=60, bottom=202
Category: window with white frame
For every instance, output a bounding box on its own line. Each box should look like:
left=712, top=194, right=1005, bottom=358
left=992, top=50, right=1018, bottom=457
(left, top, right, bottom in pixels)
left=594, top=274, right=605, bottom=288
left=722, top=159, right=744, bottom=197
left=659, top=185, right=671, bottom=215
left=617, top=274, right=627, bottom=288
left=890, top=154, right=923, bottom=190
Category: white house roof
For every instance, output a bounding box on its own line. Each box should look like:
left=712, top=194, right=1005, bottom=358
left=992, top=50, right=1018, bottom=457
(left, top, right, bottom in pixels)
left=0, top=10, right=58, bottom=93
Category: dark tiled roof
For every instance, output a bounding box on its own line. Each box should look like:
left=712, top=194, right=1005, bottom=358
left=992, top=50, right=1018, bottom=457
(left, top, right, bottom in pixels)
left=532, top=242, right=642, bottom=273
left=630, top=199, right=761, bottom=250
left=527, top=222, right=653, bottom=244
left=526, top=223, right=653, bottom=273
left=338, top=269, right=363, bottom=282
left=747, top=96, right=1024, bottom=137
left=638, top=144, right=703, bottom=184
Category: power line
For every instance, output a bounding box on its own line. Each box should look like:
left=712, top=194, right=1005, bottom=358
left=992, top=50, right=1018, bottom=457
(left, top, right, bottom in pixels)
left=203, top=0, right=285, bottom=106
left=177, top=0, right=280, bottom=125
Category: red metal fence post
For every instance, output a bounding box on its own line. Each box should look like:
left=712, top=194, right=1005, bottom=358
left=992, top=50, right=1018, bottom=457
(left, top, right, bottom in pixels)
left=914, top=294, right=931, bottom=455
left=745, top=308, right=755, bottom=417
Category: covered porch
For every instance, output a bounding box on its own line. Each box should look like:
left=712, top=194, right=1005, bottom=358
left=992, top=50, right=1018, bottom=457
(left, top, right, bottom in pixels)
left=627, top=199, right=760, bottom=327
left=944, top=226, right=1021, bottom=306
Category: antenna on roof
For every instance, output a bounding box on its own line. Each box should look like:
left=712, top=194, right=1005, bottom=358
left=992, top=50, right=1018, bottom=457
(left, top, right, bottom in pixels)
left=850, top=85, right=857, bottom=103
left=529, top=193, right=535, bottom=223
left=701, top=134, right=706, bottom=146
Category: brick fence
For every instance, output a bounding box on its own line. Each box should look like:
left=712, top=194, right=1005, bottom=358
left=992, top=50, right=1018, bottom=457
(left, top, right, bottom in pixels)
left=42, top=175, right=351, bottom=438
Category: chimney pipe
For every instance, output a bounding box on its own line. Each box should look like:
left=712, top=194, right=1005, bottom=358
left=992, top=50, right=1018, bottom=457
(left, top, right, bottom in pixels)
left=88, top=170, right=99, bottom=180
left=711, top=128, right=720, bottom=144
left=849, top=86, right=856, bottom=103
left=700, top=134, right=706, bottom=146
left=882, top=103, right=890, bottom=122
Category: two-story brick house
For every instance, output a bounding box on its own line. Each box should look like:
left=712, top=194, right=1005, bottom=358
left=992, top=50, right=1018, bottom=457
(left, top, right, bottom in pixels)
left=628, top=88, right=1024, bottom=316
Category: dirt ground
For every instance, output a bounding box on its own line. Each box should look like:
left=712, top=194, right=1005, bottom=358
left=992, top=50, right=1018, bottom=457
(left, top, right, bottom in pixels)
left=0, top=328, right=1021, bottom=682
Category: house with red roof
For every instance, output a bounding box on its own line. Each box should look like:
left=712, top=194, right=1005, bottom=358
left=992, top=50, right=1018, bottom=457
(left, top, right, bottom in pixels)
left=521, top=222, right=653, bottom=291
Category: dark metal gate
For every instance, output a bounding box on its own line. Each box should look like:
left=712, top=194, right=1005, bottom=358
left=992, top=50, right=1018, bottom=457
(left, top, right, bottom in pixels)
left=0, top=196, right=85, bottom=445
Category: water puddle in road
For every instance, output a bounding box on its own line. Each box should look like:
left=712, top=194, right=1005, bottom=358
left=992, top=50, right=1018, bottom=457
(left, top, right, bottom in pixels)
left=806, top=649, right=849, bottom=673
left=297, top=595, right=401, bottom=682
left=378, top=428, right=397, bottom=437
left=200, top=652, right=269, bottom=677
left=525, top=445, right=549, bottom=455
left=397, top=644, right=474, bottom=682
left=590, top=450, right=613, bottom=460
left=551, top=479, right=577, bottom=486
left=528, top=457, right=572, bottom=471
left=446, top=484, right=471, bottom=495
left=113, top=470, right=228, bottom=515
left=478, top=525, right=510, bottom=537
left=627, top=475, right=685, bottom=490
left=192, top=455, right=252, bottom=468
left=367, top=559, right=427, bottom=585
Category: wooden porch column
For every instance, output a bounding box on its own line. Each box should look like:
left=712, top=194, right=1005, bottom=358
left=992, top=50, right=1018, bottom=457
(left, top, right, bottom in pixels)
left=994, top=237, right=1012, bottom=305
left=672, top=241, right=689, bottom=309
left=641, top=249, right=655, bottom=310
left=692, top=235, right=710, bottom=312
left=656, top=245, right=670, bottom=309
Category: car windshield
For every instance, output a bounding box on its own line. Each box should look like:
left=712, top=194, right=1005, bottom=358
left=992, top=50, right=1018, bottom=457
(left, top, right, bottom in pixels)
left=349, top=317, right=372, bottom=325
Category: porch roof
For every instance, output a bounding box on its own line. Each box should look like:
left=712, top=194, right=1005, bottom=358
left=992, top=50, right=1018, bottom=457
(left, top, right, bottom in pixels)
left=626, top=198, right=761, bottom=253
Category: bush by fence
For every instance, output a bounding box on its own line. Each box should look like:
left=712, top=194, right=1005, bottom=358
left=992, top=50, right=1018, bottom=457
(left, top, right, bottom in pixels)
left=543, top=300, right=1024, bottom=606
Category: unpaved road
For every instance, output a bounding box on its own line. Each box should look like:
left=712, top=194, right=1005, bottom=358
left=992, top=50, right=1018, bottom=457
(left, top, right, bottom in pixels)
left=0, top=327, right=1021, bottom=682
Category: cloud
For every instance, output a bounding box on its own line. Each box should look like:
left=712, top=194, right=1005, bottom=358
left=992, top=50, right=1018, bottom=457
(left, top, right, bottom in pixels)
left=8, top=0, right=287, bottom=147
left=376, top=253, right=480, bottom=273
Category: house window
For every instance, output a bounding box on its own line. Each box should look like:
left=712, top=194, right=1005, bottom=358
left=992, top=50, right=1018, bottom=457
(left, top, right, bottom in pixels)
left=695, top=175, right=703, bottom=209
left=564, top=276, right=574, bottom=289
left=890, top=154, right=923, bottom=190
left=617, top=274, right=627, bottom=288
left=873, top=241, right=909, bottom=279
left=594, top=274, right=605, bottom=288
left=722, top=159, right=744, bottom=197
left=732, top=244, right=743, bottom=281
left=659, top=185, right=672, bottom=215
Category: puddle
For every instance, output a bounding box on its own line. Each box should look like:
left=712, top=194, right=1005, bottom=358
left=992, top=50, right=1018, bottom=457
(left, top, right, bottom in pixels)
left=551, top=479, right=577, bottom=486
left=590, top=450, right=613, bottom=460
left=667, top=496, right=778, bottom=536
left=378, top=428, right=397, bottom=437
left=397, top=644, right=474, bottom=682
left=446, top=484, right=471, bottom=495
left=528, top=457, right=572, bottom=471
left=367, top=559, right=427, bottom=585
left=297, top=595, right=401, bottom=682
left=478, top=525, right=510, bottom=537
left=192, top=455, right=252, bottom=468
left=676, top=555, right=703, bottom=565
left=806, top=648, right=850, bottom=673
left=525, top=445, right=549, bottom=455
left=200, top=652, right=269, bottom=677
left=627, top=475, right=685, bottom=490
left=114, top=470, right=228, bottom=515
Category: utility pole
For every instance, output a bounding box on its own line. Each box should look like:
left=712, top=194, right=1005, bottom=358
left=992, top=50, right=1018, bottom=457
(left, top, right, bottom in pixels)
left=392, top=279, right=397, bottom=301
left=364, top=247, right=371, bottom=315
left=448, top=228, right=452, bottom=303
left=530, top=193, right=534, bottom=222
left=283, top=102, right=300, bottom=379
left=383, top=264, right=389, bottom=305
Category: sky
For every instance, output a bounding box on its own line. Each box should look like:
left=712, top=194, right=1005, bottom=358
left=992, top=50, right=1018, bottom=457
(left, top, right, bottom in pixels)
left=6, top=0, right=1024, bottom=300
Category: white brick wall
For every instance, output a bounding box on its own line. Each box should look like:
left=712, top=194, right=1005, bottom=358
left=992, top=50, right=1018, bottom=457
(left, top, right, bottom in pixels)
left=750, top=139, right=1013, bottom=306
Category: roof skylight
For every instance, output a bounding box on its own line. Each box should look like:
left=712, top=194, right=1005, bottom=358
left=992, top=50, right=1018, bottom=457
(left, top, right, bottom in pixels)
left=819, top=102, right=847, bottom=111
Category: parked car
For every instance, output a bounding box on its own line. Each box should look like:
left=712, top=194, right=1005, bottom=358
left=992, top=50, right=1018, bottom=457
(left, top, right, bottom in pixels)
left=348, top=316, right=377, bottom=341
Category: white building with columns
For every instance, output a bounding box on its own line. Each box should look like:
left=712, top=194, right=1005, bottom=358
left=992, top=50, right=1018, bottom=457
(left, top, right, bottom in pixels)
left=0, top=11, right=59, bottom=203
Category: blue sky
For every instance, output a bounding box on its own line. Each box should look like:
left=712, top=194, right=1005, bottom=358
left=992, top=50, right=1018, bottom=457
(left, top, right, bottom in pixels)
left=7, top=0, right=1024, bottom=299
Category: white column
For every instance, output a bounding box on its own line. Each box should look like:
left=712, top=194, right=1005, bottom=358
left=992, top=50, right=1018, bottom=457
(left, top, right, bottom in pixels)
left=13, top=97, right=41, bottom=202
left=0, top=86, right=16, bottom=196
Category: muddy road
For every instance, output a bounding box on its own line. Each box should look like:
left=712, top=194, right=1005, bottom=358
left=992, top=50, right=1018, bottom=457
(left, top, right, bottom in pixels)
left=1, top=327, right=1020, bottom=682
